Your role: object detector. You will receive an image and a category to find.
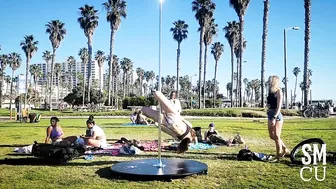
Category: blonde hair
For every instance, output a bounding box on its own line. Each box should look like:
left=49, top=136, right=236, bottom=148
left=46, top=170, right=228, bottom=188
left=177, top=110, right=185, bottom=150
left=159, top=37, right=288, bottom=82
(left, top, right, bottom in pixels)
left=268, top=75, right=280, bottom=93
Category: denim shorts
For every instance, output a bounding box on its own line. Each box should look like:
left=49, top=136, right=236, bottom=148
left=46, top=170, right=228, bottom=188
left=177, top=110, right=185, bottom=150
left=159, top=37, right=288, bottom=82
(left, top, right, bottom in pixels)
left=267, top=109, right=283, bottom=121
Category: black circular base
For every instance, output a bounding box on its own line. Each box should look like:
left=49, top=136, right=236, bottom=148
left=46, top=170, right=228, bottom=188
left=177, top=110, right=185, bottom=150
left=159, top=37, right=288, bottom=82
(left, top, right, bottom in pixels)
left=110, top=158, right=208, bottom=181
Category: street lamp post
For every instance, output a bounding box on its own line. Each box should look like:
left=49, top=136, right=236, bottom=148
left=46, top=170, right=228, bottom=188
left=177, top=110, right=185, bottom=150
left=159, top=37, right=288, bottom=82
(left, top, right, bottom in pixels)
left=283, top=26, right=299, bottom=109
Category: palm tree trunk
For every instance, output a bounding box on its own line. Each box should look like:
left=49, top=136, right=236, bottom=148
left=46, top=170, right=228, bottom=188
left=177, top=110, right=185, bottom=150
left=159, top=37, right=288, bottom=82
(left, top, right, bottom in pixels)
left=203, top=44, right=208, bottom=109
left=293, top=76, right=298, bottom=103
left=24, top=57, right=30, bottom=109
left=99, top=66, right=102, bottom=92
left=34, top=76, right=37, bottom=92
left=50, top=49, right=56, bottom=111
left=239, top=16, right=245, bottom=107
left=176, top=42, right=181, bottom=98
left=108, top=29, right=115, bottom=106
left=198, top=27, right=204, bottom=109
left=0, top=73, right=3, bottom=108
left=123, top=73, right=126, bottom=99
left=9, top=70, right=14, bottom=118
left=236, top=58, right=239, bottom=107
left=301, top=89, right=303, bottom=103
left=303, top=0, right=311, bottom=106
left=261, top=0, right=269, bottom=108
left=83, top=63, right=86, bottom=107
left=87, top=35, right=93, bottom=103
left=115, top=75, right=119, bottom=110
left=213, top=60, right=218, bottom=108
left=230, top=47, right=234, bottom=107
left=70, top=65, right=73, bottom=92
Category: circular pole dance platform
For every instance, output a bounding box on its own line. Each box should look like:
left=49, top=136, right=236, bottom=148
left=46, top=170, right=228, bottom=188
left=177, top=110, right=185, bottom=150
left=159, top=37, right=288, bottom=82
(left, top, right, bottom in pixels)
left=110, top=158, right=208, bottom=181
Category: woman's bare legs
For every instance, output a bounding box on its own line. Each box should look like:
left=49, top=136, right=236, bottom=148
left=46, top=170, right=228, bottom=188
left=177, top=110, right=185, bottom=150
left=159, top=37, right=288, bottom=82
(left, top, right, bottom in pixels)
left=154, top=91, right=178, bottom=115
left=141, top=107, right=178, bottom=139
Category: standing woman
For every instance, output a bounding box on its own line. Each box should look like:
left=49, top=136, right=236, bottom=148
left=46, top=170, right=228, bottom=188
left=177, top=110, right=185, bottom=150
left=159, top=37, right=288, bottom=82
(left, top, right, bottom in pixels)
left=267, top=76, right=290, bottom=162
left=169, top=91, right=182, bottom=114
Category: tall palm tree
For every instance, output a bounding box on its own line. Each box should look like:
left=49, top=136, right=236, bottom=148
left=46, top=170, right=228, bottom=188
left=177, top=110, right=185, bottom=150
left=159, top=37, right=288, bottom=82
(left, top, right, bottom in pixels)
left=260, top=0, right=269, bottom=108
left=243, top=78, right=248, bottom=102
left=210, top=42, right=224, bottom=108
left=20, top=35, right=38, bottom=108
left=120, top=57, right=132, bottom=98
left=102, top=0, right=127, bottom=106
left=234, top=39, right=246, bottom=106
left=192, top=0, right=216, bottom=109
left=299, top=82, right=304, bottom=103
left=113, top=55, right=120, bottom=109
left=0, top=54, right=9, bottom=108
left=303, top=0, right=311, bottom=106
left=78, top=4, right=99, bottom=102
left=46, top=20, right=66, bottom=110
left=54, top=63, right=62, bottom=103
left=79, top=48, right=88, bottom=106
left=224, top=21, right=239, bottom=107
left=42, top=50, right=52, bottom=106
left=67, top=56, right=76, bottom=91
left=9, top=53, right=21, bottom=114
left=226, top=82, right=232, bottom=98
left=170, top=20, right=188, bottom=97
left=293, top=67, right=301, bottom=103
left=136, top=68, right=145, bottom=96
left=5, top=75, right=11, bottom=94
left=229, top=0, right=250, bottom=107
left=202, top=18, right=217, bottom=108
left=29, top=64, right=42, bottom=92
left=95, top=50, right=106, bottom=92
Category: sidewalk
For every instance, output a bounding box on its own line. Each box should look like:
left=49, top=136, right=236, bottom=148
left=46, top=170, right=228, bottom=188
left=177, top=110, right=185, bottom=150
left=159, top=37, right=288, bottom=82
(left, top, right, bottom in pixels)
left=0, top=115, right=303, bottom=120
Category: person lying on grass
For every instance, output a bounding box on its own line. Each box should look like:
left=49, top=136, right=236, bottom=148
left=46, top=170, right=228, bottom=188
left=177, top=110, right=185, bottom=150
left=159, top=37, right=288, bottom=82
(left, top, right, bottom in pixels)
left=45, top=117, right=64, bottom=144
left=141, top=91, right=197, bottom=153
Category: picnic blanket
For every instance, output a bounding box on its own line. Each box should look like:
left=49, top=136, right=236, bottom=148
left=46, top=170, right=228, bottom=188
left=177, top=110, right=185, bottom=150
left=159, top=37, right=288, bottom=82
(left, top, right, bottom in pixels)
left=189, top=143, right=217, bottom=150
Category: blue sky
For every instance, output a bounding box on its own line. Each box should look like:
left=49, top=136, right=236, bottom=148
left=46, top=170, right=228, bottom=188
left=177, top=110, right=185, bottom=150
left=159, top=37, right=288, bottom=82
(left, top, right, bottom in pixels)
left=0, top=0, right=335, bottom=101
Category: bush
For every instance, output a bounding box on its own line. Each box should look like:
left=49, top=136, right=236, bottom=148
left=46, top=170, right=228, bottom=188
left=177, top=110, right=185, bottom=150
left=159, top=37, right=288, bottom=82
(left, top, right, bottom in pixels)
left=122, top=96, right=156, bottom=109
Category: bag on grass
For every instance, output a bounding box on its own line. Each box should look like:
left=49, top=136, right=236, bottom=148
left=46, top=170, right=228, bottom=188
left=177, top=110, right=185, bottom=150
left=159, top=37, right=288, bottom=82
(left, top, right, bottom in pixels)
left=31, top=141, right=85, bottom=164
left=237, top=149, right=253, bottom=161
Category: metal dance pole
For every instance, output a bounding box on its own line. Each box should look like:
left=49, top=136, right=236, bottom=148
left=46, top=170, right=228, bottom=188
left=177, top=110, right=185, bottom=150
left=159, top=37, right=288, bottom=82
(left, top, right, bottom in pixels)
left=154, top=0, right=165, bottom=168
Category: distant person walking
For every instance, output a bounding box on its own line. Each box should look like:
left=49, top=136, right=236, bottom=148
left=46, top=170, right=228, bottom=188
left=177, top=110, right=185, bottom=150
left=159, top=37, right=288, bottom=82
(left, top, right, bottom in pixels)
left=169, top=91, right=182, bottom=115
left=267, top=75, right=290, bottom=162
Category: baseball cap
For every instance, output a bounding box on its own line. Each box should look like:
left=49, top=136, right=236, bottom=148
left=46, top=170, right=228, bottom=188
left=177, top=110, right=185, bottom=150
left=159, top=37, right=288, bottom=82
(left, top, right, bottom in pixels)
left=209, top=123, right=215, bottom=127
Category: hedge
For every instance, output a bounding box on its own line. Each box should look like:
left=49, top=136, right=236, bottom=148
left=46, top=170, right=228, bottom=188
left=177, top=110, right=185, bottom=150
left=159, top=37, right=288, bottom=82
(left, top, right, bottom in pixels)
left=0, top=108, right=301, bottom=118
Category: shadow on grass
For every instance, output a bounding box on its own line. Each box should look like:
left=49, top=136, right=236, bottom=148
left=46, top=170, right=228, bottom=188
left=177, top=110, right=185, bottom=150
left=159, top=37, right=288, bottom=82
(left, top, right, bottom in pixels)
left=0, top=144, right=31, bottom=148
left=0, top=157, right=120, bottom=166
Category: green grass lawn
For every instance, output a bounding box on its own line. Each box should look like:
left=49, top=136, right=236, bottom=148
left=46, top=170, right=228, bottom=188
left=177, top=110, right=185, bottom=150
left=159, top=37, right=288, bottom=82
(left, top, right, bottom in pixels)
left=0, top=118, right=335, bottom=188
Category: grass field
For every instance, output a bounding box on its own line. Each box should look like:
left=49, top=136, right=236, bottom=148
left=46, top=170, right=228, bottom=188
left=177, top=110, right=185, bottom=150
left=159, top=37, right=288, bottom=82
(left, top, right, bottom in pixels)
left=0, top=118, right=335, bottom=188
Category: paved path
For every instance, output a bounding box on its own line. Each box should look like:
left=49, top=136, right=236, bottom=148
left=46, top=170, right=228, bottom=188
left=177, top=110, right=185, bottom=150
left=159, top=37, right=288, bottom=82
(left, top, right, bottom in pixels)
left=0, top=115, right=303, bottom=120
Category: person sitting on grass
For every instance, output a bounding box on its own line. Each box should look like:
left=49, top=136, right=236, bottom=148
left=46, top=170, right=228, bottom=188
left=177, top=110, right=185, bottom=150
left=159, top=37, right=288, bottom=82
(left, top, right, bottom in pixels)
left=135, top=111, right=149, bottom=125
left=80, top=115, right=107, bottom=148
left=130, top=111, right=137, bottom=123
left=141, top=91, right=197, bottom=153
left=203, top=123, right=227, bottom=145
left=45, top=117, right=64, bottom=144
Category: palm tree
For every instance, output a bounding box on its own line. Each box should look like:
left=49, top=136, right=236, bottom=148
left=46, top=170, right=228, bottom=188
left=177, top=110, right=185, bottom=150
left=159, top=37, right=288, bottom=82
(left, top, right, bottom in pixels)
left=234, top=39, right=247, bottom=105
left=79, top=48, right=88, bottom=106
left=192, top=0, right=216, bottom=109
left=54, top=63, right=62, bottom=103
left=42, top=50, right=52, bottom=106
left=229, top=0, right=250, bottom=107
left=29, top=64, right=42, bottom=92
left=210, top=42, right=223, bottom=108
left=293, top=67, right=301, bottom=103
left=202, top=18, right=217, bottom=108
left=20, top=35, right=38, bottom=108
left=78, top=4, right=99, bottom=102
left=67, top=56, right=76, bottom=91
left=0, top=54, right=9, bottom=108
left=113, top=55, right=120, bottom=109
left=102, top=0, right=127, bottom=106
left=120, top=57, right=132, bottom=98
left=5, top=75, right=11, bottom=94
left=9, top=53, right=21, bottom=115
left=224, top=21, right=239, bottom=107
left=95, top=50, right=106, bottom=92
left=226, top=82, right=232, bottom=99
left=243, top=78, right=248, bottom=102
left=170, top=20, right=188, bottom=97
left=299, top=82, right=304, bottom=103
left=260, top=0, right=269, bottom=108
left=303, top=0, right=311, bottom=106
left=46, top=20, right=66, bottom=110
left=136, top=68, right=145, bottom=96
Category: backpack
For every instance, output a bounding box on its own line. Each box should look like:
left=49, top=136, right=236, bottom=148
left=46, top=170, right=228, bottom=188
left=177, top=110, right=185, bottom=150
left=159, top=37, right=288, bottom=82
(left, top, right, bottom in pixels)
left=237, top=149, right=253, bottom=161
left=31, top=141, right=85, bottom=164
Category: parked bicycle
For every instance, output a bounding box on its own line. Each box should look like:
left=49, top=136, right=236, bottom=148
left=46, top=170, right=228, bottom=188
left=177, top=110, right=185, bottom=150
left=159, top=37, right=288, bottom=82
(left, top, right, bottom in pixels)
left=302, top=104, right=330, bottom=118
